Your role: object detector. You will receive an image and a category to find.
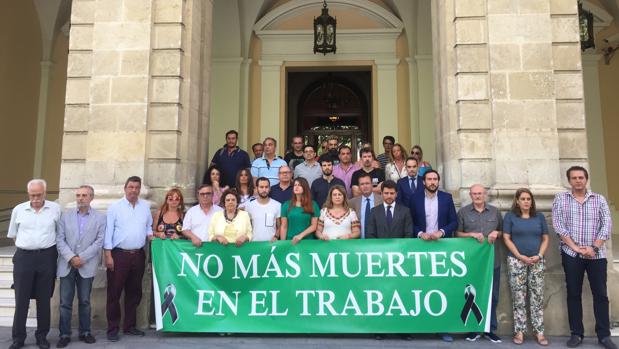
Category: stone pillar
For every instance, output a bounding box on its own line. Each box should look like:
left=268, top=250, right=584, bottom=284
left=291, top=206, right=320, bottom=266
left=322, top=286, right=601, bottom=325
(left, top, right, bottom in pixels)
left=415, top=54, right=436, bottom=166
left=259, top=60, right=283, bottom=142
left=58, top=0, right=213, bottom=329
left=209, top=57, right=243, bottom=159
left=375, top=59, right=400, bottom=144
left=433, top=0, right=611, bottom=335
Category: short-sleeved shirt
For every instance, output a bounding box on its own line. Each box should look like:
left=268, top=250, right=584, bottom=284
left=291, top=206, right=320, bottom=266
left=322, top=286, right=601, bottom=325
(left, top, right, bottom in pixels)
left=245, top=199, right=281, bottom=241
left=318, top=151, right=340, bottom=166
left=8, top=200, right=61, bottom=249
left=281, top=200, right=320, bottom=239
left=503, top=212, right=548, bottom=257
left=311, top=177, right=346, bottom=208
left=318, top=208, right=360, bottom=240
left=210, top=146, right=251, bottom=188
left=284, top=152, right=305, bottom=170
left=457, top=203, right=503, bottom=267
left=351, top=168, right=385, bottom=188
left=251, top=156, right=288, bottom=186
left=182, top=204, right=223, bottom=241
left=294, top=161, right=322, bottom=187
left=270, top=183, right=293, bottom=203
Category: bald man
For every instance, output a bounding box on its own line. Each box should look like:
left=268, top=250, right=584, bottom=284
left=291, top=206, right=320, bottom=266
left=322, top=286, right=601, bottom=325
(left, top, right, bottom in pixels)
left=456, top=184, right=503, bottom=343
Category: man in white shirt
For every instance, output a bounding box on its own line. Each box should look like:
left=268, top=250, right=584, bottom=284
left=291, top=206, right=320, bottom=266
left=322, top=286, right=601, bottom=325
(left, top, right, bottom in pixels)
left=245, top=177, right=281, bottom=242
left=182, top=184, right=223, bottom=246
left=8, top=179, right=61, bottom=349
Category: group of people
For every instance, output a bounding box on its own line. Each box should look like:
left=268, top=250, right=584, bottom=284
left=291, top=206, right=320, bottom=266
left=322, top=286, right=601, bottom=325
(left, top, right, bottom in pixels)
left=4, top=129, right=615, bottom=349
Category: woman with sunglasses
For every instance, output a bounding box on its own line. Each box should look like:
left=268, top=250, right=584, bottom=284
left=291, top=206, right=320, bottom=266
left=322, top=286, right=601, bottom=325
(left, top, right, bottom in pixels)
left=152, top=187, right=185, bottom=239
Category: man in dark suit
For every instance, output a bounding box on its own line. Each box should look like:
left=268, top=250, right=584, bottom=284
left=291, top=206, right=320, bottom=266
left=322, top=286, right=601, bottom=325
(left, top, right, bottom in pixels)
left=349, top=173, right=383, bottom=239
left=366, top=180, right=413, bottom=239
left=408, top=169, right=457, bottom=342
left=396, top=157, right=422, bottom=207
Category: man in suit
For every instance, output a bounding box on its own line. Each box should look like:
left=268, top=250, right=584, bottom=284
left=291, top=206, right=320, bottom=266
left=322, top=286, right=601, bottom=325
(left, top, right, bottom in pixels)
left=349, top=173, right=383, bottom=239
left=408, top=169, right=457, bottom=342
left=396, top=157, right=422, bottom=207
left=55, top=185, right=106, bottom=347
left=366, top=180, right=413, bottom=239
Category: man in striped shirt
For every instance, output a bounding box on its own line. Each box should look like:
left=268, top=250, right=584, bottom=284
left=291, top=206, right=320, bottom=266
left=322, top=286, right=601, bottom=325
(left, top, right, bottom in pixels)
left=552, top=166, right=615, bottom=349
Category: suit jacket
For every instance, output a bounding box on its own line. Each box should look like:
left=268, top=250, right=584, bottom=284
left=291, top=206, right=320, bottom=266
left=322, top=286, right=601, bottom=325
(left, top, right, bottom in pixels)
left=56, top=208, right=106, bottom=278
left=396, top=175, right=423, bottom=207
left=366, top=203, right=413, bottom=239
left=409, top=190, right=457, bottom=238
left=349, top=193, right=383, bottom=219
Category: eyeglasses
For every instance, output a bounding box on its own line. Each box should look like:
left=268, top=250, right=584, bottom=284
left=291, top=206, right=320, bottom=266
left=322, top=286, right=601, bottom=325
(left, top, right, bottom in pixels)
left=411, top=151, right=421, bottom=155
left=198, top=192, right=213, bottom=196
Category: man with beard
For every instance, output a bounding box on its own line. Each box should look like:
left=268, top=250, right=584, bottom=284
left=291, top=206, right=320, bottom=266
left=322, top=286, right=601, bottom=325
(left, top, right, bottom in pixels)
left=311, top=158, right=345, bottom=208
left=245, top=177, right=282, bottom=242
left=284, top=136, right=305, bottom=170
left=408, top=169, right=457, bottom=342
left=351, top=147, right=385, bottom=197
left=210, top=130, right=251, bottom=188
left=318, top=136, right=340, bottom=166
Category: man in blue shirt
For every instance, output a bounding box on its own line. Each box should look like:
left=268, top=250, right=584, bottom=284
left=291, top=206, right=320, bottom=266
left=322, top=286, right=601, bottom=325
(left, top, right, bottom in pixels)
left=104, top=176, right=153, bottom=342
left=270, top=166, right=293, bottom=203
left=251, top=137, right=287, bottom=186
left=210, top=130, right=251, bottom=188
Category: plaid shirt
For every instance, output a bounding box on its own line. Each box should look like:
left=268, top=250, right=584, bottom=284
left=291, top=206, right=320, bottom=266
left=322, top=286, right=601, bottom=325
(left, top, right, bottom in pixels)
left=552, top=191, right=612, bottom=259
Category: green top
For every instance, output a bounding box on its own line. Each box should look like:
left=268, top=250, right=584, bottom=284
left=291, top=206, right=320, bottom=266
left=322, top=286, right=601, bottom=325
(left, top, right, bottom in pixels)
left=281, top=200, right=320, bottom=240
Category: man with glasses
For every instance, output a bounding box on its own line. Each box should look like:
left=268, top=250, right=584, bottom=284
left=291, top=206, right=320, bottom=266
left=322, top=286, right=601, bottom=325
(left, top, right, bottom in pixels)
left=8, top=179, right=61, bottom=349
left=376, top=135, right=395, bottom=169
left=294, top=144, right=322, bottom=187
left=284, top=135, right=305, bottom=170
left=270, top=166, right=294, bottom=203
left=182, top=184, right=223, bottom=247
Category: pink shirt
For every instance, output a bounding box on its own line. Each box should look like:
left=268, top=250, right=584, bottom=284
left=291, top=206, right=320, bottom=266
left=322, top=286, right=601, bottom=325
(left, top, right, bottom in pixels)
left=332, top=162, right=360, bottom=198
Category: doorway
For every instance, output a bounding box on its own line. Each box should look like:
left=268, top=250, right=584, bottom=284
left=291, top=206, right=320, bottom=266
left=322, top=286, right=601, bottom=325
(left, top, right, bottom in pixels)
left=286, top=69, right=372, bottom=161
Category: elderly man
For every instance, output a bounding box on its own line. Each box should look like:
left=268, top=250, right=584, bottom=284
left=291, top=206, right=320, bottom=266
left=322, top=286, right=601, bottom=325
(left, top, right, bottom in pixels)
left=56, top=185, right=106, bottom=347
left=553, top=166, right=616, bottom=349
left=182, top=184, right=223, bottom=247
left=269, top=165, right=294, bottom=204
left=456, top=184, right=503, bottom=343
left=104, top=176, right=153, bottom=342
left=8, top=179, right=61, bottom=349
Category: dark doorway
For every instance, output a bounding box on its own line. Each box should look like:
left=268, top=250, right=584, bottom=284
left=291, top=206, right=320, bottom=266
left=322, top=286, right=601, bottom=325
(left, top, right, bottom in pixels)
left=286, top=69, right=371, bottom=160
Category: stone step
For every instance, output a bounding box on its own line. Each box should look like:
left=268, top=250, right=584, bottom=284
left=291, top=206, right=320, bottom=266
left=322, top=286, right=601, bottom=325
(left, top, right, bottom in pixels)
left=0, top=271, right=11, bottom=281
left=0, top=286, right=14, bottom=299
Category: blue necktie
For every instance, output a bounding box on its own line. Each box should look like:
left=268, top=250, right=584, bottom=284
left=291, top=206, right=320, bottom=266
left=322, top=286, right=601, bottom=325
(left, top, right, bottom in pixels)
left=410, top=177, right=416, bottom=191
left=386, top=205, right=393, bottom=226
left=363, top=198, right=371, bottom=239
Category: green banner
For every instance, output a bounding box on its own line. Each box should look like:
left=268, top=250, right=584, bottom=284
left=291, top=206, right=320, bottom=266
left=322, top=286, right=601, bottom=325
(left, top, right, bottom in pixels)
left=152, top=238, right=494, bottom=333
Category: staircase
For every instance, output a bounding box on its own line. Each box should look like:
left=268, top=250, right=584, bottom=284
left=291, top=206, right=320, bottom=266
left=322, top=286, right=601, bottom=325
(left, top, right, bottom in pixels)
left=0, top=247, right=35, bottom=327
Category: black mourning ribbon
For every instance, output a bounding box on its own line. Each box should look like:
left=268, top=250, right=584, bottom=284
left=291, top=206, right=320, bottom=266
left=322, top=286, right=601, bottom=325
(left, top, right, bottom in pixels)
left=161, top=283, right=179, bottom=324
left=460, top=284, right=483, bottom=325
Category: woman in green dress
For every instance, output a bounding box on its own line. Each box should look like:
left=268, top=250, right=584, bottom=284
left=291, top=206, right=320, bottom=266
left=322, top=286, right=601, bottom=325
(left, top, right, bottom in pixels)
left=280, top=177, right=320, bottom=244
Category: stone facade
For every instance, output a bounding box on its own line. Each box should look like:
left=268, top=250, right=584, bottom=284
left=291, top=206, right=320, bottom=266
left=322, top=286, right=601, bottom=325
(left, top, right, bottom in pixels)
left=54, top=0, right=616, bottom=335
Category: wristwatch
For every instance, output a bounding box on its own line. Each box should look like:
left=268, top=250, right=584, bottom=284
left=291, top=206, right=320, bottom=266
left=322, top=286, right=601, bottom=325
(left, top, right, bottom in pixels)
left=592, top=245, right=600, bottom=254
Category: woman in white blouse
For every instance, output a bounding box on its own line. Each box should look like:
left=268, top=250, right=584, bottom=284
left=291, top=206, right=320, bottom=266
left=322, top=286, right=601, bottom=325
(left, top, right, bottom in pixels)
left=315, top=185, right=360, bottom=240
left=385, top=143, right=408, bottom=182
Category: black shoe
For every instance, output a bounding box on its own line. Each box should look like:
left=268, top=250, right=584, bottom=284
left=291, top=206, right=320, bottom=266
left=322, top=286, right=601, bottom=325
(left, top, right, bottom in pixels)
left=374, top=334, right=385, bottom=340
left=567, top=334, right=583, bottom=348
left=484, top=332, right=502, bottom=343
left=600, top=337, right=618, bottom=349
left=36, top=337, right=50, bottom=349
left=56, top=337, right=70, bottom=348
left=78, top=333, right=96, bottom=344
left=466, top=332, right=480, bottom=342
left=106, top=331, right=119, bottom=342
left=8, top=342, right=24, bottom=349
left=124, top=328, right=145, bottom=336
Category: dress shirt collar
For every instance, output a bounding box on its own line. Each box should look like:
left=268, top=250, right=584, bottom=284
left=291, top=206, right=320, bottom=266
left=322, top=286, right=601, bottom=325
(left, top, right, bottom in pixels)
left=383, top=202, right=395, bottom=211
left=77, top=207, right=92, bottom=216
left=469, top=204, right=488, bottom=212
left=25, top=200, right=53, bottom=212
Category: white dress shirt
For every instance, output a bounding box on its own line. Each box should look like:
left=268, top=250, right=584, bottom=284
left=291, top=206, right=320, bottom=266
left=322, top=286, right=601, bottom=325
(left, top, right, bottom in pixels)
left=182, top=204, right=223, bottom=241
left=8, top=200, right=61, bottom=249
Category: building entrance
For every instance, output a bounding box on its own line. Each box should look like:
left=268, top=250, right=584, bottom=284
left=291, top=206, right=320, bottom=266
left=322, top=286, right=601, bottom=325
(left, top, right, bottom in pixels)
left=286, top=70, right=371, bottom=161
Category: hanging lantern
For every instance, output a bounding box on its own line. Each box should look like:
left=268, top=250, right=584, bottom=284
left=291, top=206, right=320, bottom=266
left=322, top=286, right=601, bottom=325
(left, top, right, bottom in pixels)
left=313, top=1, right=336, bottom=55
left=578, top=0, right=595, bottom=51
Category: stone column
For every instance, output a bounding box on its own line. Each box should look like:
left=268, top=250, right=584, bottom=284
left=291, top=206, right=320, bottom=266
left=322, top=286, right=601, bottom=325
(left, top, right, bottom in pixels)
left=433, top=0, right=609, bottom=335
left=375, top=59, right=400, bottom=144
left=259, top=60, right=283, bottom=142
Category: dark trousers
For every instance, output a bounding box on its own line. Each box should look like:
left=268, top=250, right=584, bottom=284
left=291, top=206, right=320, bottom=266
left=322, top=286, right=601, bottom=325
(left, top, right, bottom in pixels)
left=59, top=268, right=94, bottom=337
left=561, top=252, right=610, bottom=339
left=106, top=248, right=145, bottom=334
left=12, top=246, right=58, bottom=343
left=490, top=266, right=500, bottom=332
